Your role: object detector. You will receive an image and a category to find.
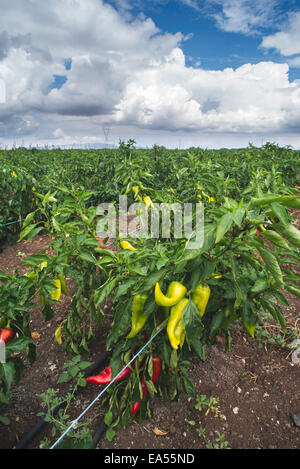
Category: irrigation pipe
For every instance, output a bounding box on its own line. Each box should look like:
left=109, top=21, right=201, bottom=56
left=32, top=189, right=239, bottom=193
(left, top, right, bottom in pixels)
left=0, top=199, right=99, bottom=228
left=50, top=324, right=165, bottom=450
left=91, top=417, right=107, bottom=449
left=13, top=347, right=114, bottom=449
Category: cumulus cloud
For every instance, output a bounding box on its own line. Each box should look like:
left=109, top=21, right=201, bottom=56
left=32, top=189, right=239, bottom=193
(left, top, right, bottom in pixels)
left=0, top=0, right=300, bottom=145
left=114, top=49, right=300, bottom=133
left=0, top=0, right=183, bottom=121
left=261, top=11, right=300, bottom=56
left=203, top=0, right=280, bottom=35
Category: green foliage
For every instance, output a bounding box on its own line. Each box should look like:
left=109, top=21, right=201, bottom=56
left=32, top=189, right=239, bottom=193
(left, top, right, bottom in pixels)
left=0, top=141, right=300, bottom=443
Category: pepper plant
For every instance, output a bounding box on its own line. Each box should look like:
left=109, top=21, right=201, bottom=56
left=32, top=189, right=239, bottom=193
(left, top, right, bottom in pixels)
left=1, top=142, right=300, bottom=439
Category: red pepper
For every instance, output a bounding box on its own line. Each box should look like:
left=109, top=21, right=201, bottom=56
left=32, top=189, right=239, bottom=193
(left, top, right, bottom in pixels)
left=131, top=355, right=162, bottom=416
left=96, top=237, right=107, bottom=249
left=0, top=328, right=15, bottom=344
left=86, top=364, right=132, bottom=385
left=152, top=355, right=162, bottom=383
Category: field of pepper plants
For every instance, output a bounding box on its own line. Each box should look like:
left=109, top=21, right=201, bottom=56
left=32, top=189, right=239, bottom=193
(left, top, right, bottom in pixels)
left=0, top=141, right=300, bottom=449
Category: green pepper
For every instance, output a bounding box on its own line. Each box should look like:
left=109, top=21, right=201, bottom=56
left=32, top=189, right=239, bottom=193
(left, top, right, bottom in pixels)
left=167, top=297, right=189, bottom=350
left=126, top=294, right=148, bottom=339
left=191, top=284, right=211, bottom=317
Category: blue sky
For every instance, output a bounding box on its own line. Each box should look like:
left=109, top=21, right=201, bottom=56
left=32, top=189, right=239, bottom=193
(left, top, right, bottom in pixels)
left=1, top=0, right=300, bottom=148
left=117, top=0, right=300, bottom=79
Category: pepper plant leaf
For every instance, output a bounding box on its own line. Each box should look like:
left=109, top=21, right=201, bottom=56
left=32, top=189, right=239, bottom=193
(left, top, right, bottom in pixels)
left=181, top=300, right=204, bottom=341
left=215, top=212, right=233, bottom=244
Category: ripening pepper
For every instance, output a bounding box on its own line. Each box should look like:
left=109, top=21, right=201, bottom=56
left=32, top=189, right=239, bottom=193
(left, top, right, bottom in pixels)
left=174, top=318, right=186, bottom=349
left=26, top=260, right=48, bottom=280
left=131, top=355, right=162, bottom=415
left=155, top=281, right=187, bottom=307
left=86, top=364, right=132, bottom=385
left=58, top=274, right=68, bottom=296
left=191, top=284, right=211, bottom=318
left=50, top=279, right=62, bottom=301
left=131, top=376, right=148, bottom=415
left=127, top=295, right=149, bottom=339
left=120, top=240, right=136, bottom=251
left=0, top=328, right=15, bottom=344
left=167, top=298, right=189, bottom=350
left=143, top=196, right=153, bottom=208
left=55, top=319, right=67, bottom=345
left=243, top=321, right=255, bottom=338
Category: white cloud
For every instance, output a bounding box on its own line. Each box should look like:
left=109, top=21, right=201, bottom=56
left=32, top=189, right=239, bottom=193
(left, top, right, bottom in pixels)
left=261, top=11, right=300, bottom=56
left=288, top=56, right=300, bottom=68
left=207, top=0, right=280, bottom=35
left=0, top=0, right=300, bottom=147
left=114, top=52, right=300, bottom=133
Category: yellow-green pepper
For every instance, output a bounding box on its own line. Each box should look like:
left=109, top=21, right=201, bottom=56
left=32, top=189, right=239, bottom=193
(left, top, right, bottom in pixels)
left=120, top=240, right=136, bottom=251
left=191, top=284, right=211, bottom=317
left=155, top=281, right=187, bottom=307
left=127, top=294, right=148, bottom=339
left=167, top=298, right=188, bottom=350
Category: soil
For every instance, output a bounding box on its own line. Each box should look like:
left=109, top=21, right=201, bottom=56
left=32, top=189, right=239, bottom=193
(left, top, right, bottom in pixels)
left=0, top=203, right=300, bottom=450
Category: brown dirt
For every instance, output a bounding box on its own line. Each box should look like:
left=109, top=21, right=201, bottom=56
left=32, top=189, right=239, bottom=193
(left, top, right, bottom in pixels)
left=0, top=208, right=300, bottom=450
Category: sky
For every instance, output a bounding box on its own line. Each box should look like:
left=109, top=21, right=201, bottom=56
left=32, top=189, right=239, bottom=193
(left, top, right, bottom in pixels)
left=0, top=0, right=300, bottom=149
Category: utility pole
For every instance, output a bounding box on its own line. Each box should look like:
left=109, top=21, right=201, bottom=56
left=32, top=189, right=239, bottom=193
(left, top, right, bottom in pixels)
left=102, top=126, right=112, bottom=146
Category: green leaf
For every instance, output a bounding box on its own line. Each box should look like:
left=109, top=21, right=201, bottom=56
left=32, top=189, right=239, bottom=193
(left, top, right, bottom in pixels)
left=68, top=365, right=79, bottom=377
left=251, top=279, right=269, bottom=294
left=156, top=256, right=169, bottom=270
left=249, top=194, right=300, bottom=208
left=161, top=342, right=171, bottom=367
left=182, top=375, right=195, bottom=398
left=0, top=361, right=16, bottom=392
left=257, top=246, right=284, bottom=288
left=5, top=337, right=34, bottom=354
left=41, top=303, right=54, bottom=321
left=272, top=223, right=300, bottom=248
left=0, top=415, right=10, bottom=425
left=181, top=300, right=204, bottom=341
left=22, top=211, right=36, bottom=229
left=230, top=257, right=246, bottom=309
left=260, top=298, right=287, bottom=332
left=128, top=264, right=148, bottom=276
left=106, top=428, right=116, bottom=442
left=145, top=379, right=156, bottom=399
left=209, top=309, right=226, bottom=340
left=114, top=278, right=136, bottom=300
left=57, top=372, right=71, bottom=383
left=104, top=410, right=113, bottom=426
left=285, top=284, right=300, bottom=298
left=279, top=195, right=300, bottom=209
left=78, top=250, right=96, bottom=263
left=96, top=256, right=114, bottom=266
left=107, top=300, right=132, bottom=346
left=270, top=203, right=289, bottom=225
left=190, top=337, right=205, bottom=361
left=178, top=223, right=216, bottom=263
left=262, top=230, right=290, bottom=249
left=94, top=277, right=118, bottom=307
left=135, top=268, right=167, bottom=293
left=78, top=361, right=92, bottom=370
left=215, top=212, right=233, bottom=244
left=232, top=207, right=245, bottom=227
left=170, top=350, right=178, bottom=371
left=18, top=224, right=43, bottom=242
